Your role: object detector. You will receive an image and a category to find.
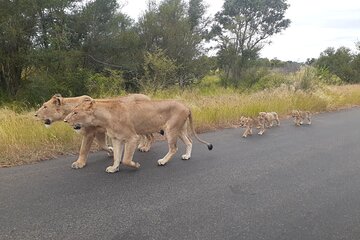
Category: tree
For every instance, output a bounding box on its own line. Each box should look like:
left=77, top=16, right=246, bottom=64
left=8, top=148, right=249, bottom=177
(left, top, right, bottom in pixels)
left=316, top=46, right=358, bottom=83
left=0, top=0, right=37, bottom=98
left=137, top=0, right=210, bottom=88
left=212, top=0, right=290, bottom=86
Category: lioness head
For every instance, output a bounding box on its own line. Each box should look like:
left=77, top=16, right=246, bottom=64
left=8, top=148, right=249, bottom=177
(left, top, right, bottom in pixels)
left=35, top=94, right=65, bottom=127
left=64, top=98, right=95, bottom=132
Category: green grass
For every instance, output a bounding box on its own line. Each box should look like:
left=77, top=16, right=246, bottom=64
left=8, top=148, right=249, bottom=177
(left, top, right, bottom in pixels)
left=1, top=78, right=360, bottom=167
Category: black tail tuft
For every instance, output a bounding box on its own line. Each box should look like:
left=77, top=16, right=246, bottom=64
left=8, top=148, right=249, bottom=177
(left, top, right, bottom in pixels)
left=159, top=130, right=164, bottom=135
left=207, top=144, right=213, bottom=151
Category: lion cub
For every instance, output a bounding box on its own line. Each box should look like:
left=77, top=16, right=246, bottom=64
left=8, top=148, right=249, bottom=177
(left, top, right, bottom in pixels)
left=291, top=110, right=311, bottom=126
left=242, top=116, right=266, bottom=138
left=258, top=112, right=280, bottom=128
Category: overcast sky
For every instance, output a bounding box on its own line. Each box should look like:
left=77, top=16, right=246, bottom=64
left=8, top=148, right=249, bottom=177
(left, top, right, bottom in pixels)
left=121, top=0, right=360, bottom=62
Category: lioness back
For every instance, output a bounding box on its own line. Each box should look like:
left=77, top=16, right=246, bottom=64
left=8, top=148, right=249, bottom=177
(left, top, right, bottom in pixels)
left=124, top=100, right=190, bottom=134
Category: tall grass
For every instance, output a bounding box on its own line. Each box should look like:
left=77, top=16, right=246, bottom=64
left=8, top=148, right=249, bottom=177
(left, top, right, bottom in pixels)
left=0, top=108, right=81, bottom=167
left=1, top=80, right=360, bottom=167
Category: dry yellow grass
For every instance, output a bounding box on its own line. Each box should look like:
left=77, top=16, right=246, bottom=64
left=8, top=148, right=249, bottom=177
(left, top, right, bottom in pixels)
left=0, top=108, right=81, bottom=167
left=1, top=84, right=360, bottom=167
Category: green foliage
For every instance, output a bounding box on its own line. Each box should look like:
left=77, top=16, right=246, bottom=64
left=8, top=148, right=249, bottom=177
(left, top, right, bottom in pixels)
left=251, top=72, right=290, bottom=91
left=212, top=0, right=291, bottom=86
left=140, top=49, right=178, bottom=93
left=86, top=69, right=125, bottom=98
left=138, top=0, right=208, bottom=87
left=316, top=67, right=343, bottom=85
left=295, top=67, right=319, bottom=91
left=316, top=46, right=360, bottom=83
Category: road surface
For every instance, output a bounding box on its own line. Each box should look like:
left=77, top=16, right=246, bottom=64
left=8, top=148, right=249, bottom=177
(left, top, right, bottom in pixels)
left=1, top=108, right=360, bottom=240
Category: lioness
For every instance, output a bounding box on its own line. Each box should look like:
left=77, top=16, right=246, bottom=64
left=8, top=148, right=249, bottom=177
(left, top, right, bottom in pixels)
left=242, top=116, right=266, bottom=138
left=291, top=110, right=311, bottom=126
left=35, top=93, right=152, bottom=169
left=64, top=98, right=213, bottom=173
left=258, top=112, right=280, bottom=128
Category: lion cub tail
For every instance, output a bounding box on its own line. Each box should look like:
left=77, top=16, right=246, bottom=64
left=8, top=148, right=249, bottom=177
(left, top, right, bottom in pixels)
left=188, top=111, right=213, bottom=150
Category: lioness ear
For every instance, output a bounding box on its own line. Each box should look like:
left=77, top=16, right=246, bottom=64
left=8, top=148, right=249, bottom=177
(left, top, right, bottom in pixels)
left=84, top=99, right=95, bottom=110
left=52, top=94, right=62, bottom=106
left=83, top=96, right=93, bottom=102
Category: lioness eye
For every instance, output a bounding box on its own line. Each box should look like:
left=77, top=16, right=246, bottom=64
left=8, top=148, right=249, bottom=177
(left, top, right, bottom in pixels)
left=43, top=106, right=47, bottom=109
left=74, top=112, right=78, bottom=115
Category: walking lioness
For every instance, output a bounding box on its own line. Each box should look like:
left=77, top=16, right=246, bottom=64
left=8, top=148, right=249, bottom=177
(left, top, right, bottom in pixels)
left=64, top=98, right=213, bottom=173
left=35, top=93, right=152, bottom=169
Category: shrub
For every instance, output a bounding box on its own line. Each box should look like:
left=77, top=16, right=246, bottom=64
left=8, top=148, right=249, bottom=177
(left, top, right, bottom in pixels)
left=86, top=69, right=125, bottom=98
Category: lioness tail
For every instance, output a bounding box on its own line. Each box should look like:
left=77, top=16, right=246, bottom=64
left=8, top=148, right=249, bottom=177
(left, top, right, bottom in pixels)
left=188, top=111, right=213, bottom=150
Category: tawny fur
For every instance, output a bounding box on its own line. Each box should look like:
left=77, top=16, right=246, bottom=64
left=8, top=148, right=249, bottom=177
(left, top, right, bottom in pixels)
left=258, top=112, right=280, bottom=128
left=291, top=110, right=312, bottom=126
left=242, top=116, right=266, bottom=138
left=35, top=93, right=152, bottom=169
left=64, top=99, right=213, bottom=173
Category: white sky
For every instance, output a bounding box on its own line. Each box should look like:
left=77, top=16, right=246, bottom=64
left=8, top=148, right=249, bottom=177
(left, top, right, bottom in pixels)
left=120, top=0, right=360, bottom=62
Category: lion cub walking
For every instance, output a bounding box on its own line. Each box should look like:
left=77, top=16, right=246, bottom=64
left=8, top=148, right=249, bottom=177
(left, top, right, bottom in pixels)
left=64, top=98, right=213, bottom=173
left=291, top=110, right=311, bottom=126
left=241, top=116, right=266, bottom=138
left=258, top=112, right=280, bottom=128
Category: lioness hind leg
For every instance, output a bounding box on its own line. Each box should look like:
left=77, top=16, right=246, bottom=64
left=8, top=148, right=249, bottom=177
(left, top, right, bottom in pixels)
left=158, top=133, right=178, bottom=166
left=179, top=130, right=192, bottom=160
left=121, top=136, right=141, bottom=169
left=72, top=134, right=95, bottom=169
left=105, top=139, right=123, bottom=173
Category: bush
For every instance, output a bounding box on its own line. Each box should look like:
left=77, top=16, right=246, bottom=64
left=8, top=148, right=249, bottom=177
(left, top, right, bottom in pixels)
left=86, top=69, right=125, bottom=98
left=140, top=49, right=178, bottom=93
left=251, top=72, right=290, bottom=91
left=316, top=67, right=343, bottom=85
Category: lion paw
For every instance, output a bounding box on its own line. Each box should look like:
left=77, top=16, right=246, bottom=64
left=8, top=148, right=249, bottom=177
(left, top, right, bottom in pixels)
left=105, top=166, right=119, bottom=173
left=71, top=161, right=86, bottom=169
left=181, top=154, right=191, bottom=160
left=107, top=147, right=114, bottom=157
left=138, top=146, right=150, bottom=152
left=157, top=159, right=167, bottom=166
left=134, top=162, right=141, bottom=169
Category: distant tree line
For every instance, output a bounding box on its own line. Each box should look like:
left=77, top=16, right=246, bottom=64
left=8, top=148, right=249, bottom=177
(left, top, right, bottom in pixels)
left=0, top=0, right=358, bottom=105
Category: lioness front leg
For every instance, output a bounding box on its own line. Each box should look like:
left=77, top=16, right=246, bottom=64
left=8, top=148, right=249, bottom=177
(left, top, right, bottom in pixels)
left=95, top=131, right=113, bottom=156
left=105, top=138, right=123, bottom=173
left=121, top=136, right=141, bottom=169
left=72, top=134, right=95, bottom=169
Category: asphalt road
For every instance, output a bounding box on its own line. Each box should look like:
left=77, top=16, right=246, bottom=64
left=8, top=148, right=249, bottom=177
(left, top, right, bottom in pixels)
left=1, top=108, right=360, bottom=240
